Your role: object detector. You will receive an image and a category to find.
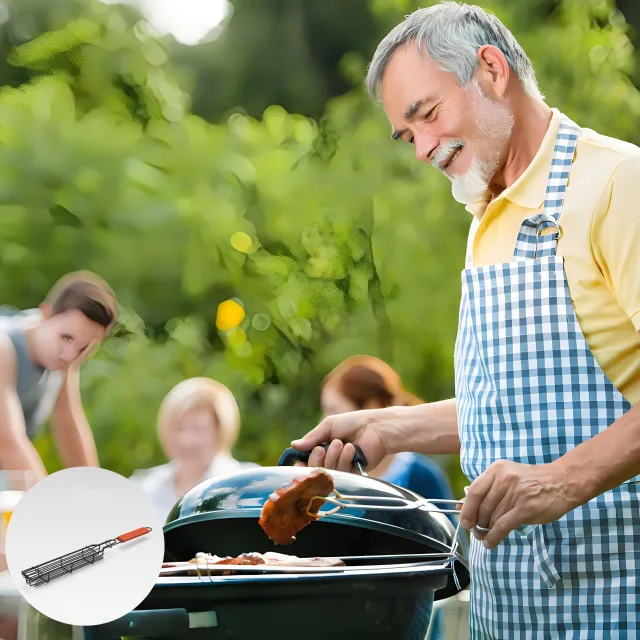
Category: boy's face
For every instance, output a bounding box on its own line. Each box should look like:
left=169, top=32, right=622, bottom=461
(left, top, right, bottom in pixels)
left=33, top=308, right=107, bottom=371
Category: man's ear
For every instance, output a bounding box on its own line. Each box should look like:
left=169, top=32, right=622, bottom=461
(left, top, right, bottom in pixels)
left=38, top=302, right=53, bottom=320
left=475, top=44, right=510, bottom=101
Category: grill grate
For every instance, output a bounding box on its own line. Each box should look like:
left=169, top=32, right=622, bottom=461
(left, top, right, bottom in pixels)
left=158, top=550, right=462, bottom=580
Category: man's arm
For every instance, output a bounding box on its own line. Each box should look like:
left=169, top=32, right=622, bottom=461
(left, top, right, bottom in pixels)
left=386, top=399, right=461, bottom=456
left=0, top=334, right=48, bottom=481
left=292, top=398, right=460, bottom=471
left=51, top=367, right=99, bottom=469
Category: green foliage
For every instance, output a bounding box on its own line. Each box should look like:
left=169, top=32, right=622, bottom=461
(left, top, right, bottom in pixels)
left=0, top=0, right=638, bottom=499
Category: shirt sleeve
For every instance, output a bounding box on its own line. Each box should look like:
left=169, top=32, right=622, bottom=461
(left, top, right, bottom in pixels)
left=593, top=154, right=640, bottom=332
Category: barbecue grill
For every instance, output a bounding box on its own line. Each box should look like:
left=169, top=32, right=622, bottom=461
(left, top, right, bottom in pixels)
left=83, top=464, right=469, bottom=640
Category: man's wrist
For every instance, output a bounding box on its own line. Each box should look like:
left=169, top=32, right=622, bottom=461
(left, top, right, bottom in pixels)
left=378, top=406, right=413, bottom=455
left=381, top=404, right=443, bottom=455
left=65, top=366, right=81, bottom=386
left=552, top=454, right=600, bottom=509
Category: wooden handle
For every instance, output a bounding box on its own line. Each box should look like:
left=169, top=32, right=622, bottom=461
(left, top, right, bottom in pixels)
left=117, top=527, right=152, bottom=542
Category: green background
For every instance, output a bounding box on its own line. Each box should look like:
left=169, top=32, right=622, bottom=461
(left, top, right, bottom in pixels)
left=1, top=0, right=639, bottom=498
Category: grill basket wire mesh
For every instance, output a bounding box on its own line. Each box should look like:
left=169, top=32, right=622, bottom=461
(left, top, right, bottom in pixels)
left=22, top=544, right=109, bottom=587
left=21, top=527, right=151, bottom=587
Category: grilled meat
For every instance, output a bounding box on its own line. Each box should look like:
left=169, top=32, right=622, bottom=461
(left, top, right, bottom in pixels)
left=159, top=551, right=344, bottom=577
left=259, top=469, right=335, bottom=545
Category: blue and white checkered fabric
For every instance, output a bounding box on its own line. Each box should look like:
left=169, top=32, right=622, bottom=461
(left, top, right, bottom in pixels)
left=454, top=117, right=638, bottom=638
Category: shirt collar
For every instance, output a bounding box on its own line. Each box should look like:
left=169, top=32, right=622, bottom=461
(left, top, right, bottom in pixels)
left=465, top=108, right=564, bottom=218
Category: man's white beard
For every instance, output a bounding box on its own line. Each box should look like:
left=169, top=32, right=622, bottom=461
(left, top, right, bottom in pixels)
left=450, top=154, right=493, bottom=205
left=446, top=81, right=514, bottom=205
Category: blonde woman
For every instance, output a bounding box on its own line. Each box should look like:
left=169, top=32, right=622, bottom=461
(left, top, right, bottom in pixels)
left=130, top=378, right=258, bottom=520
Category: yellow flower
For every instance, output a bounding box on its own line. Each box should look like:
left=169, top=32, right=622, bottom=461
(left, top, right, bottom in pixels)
left=216, top=299, right=245, bottom=331
left=230, top=232, right=253, bottom=254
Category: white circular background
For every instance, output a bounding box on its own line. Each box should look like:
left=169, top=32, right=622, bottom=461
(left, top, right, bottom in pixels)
left=5, top=467, right=165, bottom=626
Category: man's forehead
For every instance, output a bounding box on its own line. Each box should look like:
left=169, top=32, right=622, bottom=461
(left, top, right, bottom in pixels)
left=382, top=56, right=451, bottom=118
left=382, top=44, right=445, bottom=89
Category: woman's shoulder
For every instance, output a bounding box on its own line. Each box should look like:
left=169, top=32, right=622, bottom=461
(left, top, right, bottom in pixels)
left=129, top=462, right=175, bottom=489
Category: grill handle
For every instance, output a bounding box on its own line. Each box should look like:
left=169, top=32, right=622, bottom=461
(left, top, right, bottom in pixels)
left=116, top=526, right=152, bottom=543
left=83, top=609, right=218, bottom=638
left=278, top=444, right=368, bottom=471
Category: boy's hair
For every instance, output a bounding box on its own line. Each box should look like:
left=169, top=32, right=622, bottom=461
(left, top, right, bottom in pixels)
left=46, top=271, right=118, bottom=331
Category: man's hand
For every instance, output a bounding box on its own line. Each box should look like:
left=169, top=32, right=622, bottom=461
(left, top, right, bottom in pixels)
left=459, top=459, right=580, bottom=549
left=68, top=339, right=99, bottom=374
left=52, top=339, right=100, bottom=469
left=291, top=409, right=391, bottom=472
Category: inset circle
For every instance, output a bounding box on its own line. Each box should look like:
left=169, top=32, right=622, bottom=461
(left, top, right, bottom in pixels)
left=5, top=467, right=165, bottom=626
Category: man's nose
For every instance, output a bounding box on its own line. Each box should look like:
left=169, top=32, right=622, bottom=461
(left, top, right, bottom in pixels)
left=414, top=132, right=439, bottom=164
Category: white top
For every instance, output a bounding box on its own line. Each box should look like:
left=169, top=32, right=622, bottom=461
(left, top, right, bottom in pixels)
left=129, top=453, right=259, bottom=522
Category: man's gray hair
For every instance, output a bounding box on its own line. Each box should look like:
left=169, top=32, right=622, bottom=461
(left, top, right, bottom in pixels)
left=366, top=2, right=544, bottom=102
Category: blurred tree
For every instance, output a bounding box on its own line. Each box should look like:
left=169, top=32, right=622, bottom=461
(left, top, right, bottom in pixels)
left=170, top=0, right=381, bottom=121
left=0, top=0, right=638, bottom=502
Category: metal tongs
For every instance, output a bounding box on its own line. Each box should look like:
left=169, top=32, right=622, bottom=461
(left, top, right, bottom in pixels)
left=306, top=492, right=464, bottom=517
left=278, top=445, right=466, bottom=518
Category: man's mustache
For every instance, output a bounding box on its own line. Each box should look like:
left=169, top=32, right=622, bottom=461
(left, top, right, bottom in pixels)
left=431, top=140, right=465, bottom=171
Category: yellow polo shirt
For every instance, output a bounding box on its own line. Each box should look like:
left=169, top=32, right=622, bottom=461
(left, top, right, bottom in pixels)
left=466, top=108, right=640, bottom=406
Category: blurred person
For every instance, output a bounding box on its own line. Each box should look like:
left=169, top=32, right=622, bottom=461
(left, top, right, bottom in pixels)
left=0, top=271, right=117, bottom=482
left=130, top=378, right=258, bottom=521
left=292, top=2, right=640, bottom=636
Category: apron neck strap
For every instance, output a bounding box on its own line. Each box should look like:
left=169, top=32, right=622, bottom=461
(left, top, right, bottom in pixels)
left=512, top=116, right=580, bottom=261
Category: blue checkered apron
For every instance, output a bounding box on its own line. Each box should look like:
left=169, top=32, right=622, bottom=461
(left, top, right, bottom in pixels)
left=454, top=116, right=640, bottom=638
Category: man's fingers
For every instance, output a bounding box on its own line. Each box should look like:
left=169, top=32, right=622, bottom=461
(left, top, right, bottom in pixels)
left=307, top=446, right=327, bottom=468
left=487, top=493, right=514, bottom=530
left=80, top=339, right=99, bottom=361
left=475, top=485, right=509, bottom=530
left=336, top=443, right=355, bottom=473
left=323, top=440, right=344, bottom=470
left=481, top=511, right=521, bottom=549
left=459, top=469, right=496, bottom=529
left=291, top=417, right=335, bottom=451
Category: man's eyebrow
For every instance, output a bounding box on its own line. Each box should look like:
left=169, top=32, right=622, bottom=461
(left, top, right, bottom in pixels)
left=391, top=95, right=438, bottom=141
left=404, top=98, right=424, bottom=120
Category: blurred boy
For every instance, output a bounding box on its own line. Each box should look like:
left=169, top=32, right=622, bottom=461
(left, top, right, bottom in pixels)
left=0, top=271, right=117, bottom=481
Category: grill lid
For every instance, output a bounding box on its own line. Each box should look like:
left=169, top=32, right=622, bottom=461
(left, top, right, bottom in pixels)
left=166, top=467, right=453, bottom=545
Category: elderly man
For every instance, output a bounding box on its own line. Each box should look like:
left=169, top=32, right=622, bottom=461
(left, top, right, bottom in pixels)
left=292, top=1, right=640, bottom=636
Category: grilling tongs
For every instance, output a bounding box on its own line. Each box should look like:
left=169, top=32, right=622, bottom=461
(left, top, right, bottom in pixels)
left=22, top=526, right=153, bottom=587
left=278, top=445, right=465, bottom=518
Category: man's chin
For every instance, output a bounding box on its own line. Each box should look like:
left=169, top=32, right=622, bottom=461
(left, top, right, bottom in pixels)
left=450, top=176, right=490, bottom=206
